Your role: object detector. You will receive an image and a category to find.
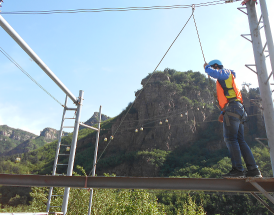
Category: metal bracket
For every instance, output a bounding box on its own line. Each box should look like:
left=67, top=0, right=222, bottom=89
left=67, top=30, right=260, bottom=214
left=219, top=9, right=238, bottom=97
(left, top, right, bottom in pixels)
left=237, top=7, right=248, bottom=15
left=248, top=180, right=274, bottom=205
left=241, top=34, right=252, bottom=43
left=79, top=123, right=98, bottom=131
left=262, top=42, right=268, bottom=54
left=255, top=138, right=269, bottom=149
left=265, top=71, right=273, bottom=85
left=251, top=192, right=274, bottom=214
left=245, top=64, right=257, bottom=74
left=257, top=15, right=264, bottom=29
left=265, top=50, right=269, bottom=58
left=260, top=25, right=265, bottom=30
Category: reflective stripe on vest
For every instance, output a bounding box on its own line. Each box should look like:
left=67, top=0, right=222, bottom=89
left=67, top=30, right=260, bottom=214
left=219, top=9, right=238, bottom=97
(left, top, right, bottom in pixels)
left=216, top=73, right=243, bottom=110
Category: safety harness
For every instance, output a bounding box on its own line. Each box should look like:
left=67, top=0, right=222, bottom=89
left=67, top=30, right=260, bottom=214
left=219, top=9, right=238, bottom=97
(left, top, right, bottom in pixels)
left=223, top=100, right=246, bottom=126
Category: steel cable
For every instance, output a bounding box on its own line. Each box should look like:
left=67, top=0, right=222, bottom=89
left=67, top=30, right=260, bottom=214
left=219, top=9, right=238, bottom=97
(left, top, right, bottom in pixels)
left=0, top=47, right=63, bottom=106
left=89, top=9, right=195, bottom=176
left=0, top=1, right=240, bottom=15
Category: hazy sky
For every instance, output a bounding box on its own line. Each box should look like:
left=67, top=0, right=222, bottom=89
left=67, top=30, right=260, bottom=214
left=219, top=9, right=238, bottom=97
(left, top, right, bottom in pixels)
left=0, top=0, right=273, bottom=135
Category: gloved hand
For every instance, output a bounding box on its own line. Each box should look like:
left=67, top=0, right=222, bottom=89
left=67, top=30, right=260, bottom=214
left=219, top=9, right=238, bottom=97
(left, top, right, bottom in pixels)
left=218, top=114, right=223, bottom=123
left=203, top=63, right=208, bottom=69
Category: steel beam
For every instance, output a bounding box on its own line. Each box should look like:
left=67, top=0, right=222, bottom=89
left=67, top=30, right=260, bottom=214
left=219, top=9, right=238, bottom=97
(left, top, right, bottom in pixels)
left=0, top=15, right=77, bottom=104
left=1, top=174, right=274, bottom=193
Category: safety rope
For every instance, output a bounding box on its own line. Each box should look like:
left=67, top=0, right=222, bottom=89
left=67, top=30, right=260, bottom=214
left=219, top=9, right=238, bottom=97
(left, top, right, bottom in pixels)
left=192, top=6, right=220, bottom=110
left=89, top=9, right=195, bottom=176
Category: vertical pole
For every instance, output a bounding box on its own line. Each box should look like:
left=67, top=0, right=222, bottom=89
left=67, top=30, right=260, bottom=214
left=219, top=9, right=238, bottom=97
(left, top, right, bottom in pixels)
left=88, top=106, right=102, bottom=215
left=62, top=90, right=84, bottom=215
left=246, top=1, right=274, bottom=175
left=47, top=95, right=68, bottom=212
left=259, top=0, right=274, bottom=78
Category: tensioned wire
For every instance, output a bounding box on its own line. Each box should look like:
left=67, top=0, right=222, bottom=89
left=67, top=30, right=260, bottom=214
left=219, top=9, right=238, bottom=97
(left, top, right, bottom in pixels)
left=192, top=8, right=220, bottom=109
left=98, top=113, right=263, bottom=133
left=0, top=47, right=63, bottom=106
left=0, top=0, right=241, bottom=15
left=89, top=8, right=206, bottom=176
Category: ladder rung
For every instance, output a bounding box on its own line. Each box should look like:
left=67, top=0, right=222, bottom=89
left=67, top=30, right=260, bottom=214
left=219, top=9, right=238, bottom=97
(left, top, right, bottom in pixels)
left=63, top=126, right=74, bottom=128
left=57, top=164, right=68, bottom=166
left=64, top=118, right=76, bottom=119
left=59, top=154, right=70, bottom=156
left=66, top=108, right=77, bottom=111
left=50, top=206, right=62, bottom=207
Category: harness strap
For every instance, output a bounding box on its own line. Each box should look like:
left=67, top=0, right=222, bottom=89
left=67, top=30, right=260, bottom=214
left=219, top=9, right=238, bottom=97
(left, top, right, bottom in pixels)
left=224, top=111, right=242, bottom=126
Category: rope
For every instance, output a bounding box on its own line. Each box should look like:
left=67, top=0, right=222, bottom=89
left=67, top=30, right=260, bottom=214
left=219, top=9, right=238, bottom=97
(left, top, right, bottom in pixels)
left=192, top=7, right=220, bottom=109
left=0, top=47, right=63, bottom=106
left=89, top=9, right=195, bottom=176
left=192, top=8, right=206, bottom=64
left=0, top=1, right=240, bottom=15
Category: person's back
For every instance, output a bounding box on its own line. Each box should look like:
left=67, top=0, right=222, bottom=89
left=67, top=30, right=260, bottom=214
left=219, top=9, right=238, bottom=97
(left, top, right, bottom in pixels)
left=204, top=59, right=262, bottom=178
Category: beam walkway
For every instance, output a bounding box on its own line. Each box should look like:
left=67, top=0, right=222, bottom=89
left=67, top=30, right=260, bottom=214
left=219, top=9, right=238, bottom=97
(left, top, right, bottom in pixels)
left=0, top=174, right=273, bottom=192
left=1, top=174, right=274, bottom=213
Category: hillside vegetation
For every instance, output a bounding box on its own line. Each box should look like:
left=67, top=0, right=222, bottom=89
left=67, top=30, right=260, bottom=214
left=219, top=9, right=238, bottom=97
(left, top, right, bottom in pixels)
left=0, top=69, right=272, bottom=214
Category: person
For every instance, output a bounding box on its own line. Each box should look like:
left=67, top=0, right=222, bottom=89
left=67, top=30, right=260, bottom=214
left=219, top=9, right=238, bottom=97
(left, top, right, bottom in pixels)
left=204, top=60, right=262, bottom=178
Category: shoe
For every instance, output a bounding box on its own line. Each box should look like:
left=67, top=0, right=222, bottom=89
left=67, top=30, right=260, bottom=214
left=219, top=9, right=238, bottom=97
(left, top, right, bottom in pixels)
left=222, top=168, right=245, bottom=178
left=246, top=168, right=262, bottom=178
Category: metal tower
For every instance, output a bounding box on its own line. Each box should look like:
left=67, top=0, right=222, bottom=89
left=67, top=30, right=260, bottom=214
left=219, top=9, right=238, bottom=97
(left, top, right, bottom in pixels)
left=239, top=0, right=274, bottom=175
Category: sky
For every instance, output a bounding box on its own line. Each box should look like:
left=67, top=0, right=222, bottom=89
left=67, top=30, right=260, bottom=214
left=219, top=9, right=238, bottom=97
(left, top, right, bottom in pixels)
left=0, top=0, right=273, bottom=135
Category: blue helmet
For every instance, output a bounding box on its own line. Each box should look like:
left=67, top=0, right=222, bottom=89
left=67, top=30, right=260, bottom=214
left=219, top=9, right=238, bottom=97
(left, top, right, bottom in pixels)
left=208, top=59, right=223, bottom=67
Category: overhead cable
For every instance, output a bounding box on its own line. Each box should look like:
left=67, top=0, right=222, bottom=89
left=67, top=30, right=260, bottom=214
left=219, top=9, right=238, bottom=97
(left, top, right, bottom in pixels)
left=90, top=9, right=195, bottom=176
left=0, top=0, right=240, bottom=15
left=0, top=47, right=63, bottom=106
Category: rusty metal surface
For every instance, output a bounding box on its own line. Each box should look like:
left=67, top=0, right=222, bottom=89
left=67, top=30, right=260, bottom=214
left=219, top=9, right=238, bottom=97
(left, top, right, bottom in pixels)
left=0, top=174, right=274, bottom=193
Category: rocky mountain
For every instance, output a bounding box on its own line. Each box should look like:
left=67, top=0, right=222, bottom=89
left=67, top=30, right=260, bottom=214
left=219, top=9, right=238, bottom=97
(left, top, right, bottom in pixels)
left=81, top=112, right=110, bottom=129
left=1, top=127, right=62, bottom=156
left=0, top=125, right=37, bottom=155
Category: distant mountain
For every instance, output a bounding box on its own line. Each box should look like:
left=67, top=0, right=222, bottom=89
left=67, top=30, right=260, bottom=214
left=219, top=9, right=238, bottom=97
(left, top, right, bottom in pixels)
left=0, top=125, right=37, bottom=155
left=81, top=112, right=110, bottom=129
left=1, top=127, right=63, bottom=156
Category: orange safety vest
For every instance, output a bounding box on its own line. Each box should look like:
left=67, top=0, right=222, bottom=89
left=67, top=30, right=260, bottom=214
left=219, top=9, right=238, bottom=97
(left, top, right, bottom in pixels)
left=216, top=73, right=243, bottom=110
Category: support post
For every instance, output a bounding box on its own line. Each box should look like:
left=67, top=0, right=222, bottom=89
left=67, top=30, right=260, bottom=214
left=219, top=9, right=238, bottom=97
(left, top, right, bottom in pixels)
left=47, top=96, right=68, bottom=212
left=62, top=90, right=84, bottom=215
left=259, top=0, right=274, bottom=79
left=88, top=106, right=102, bottom=215
left=246, top=1, right=274, bottom=175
